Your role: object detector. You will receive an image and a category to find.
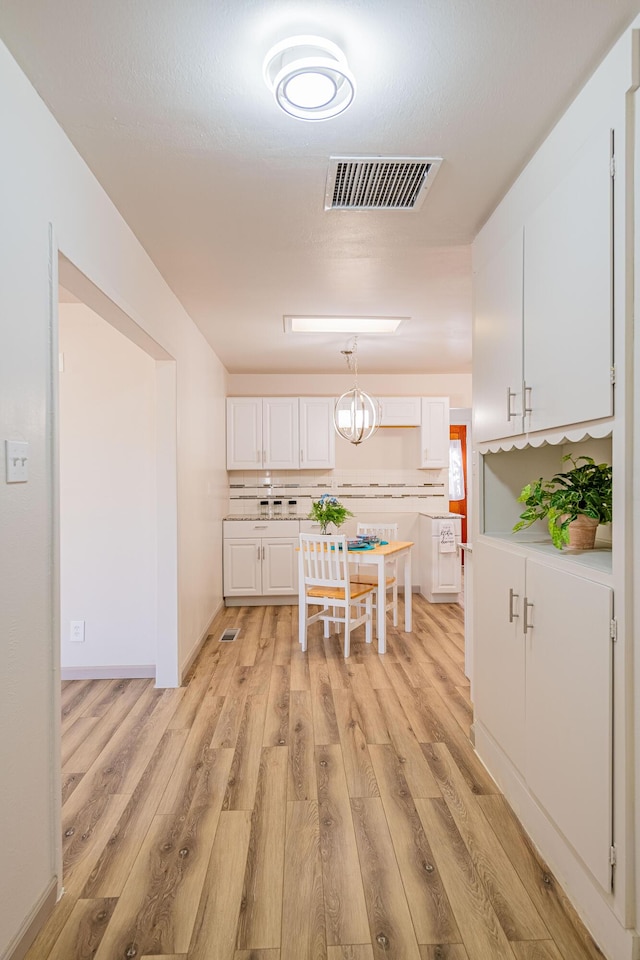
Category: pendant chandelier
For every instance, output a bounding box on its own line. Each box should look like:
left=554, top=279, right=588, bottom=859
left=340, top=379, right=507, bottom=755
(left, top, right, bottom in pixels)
left=333, top=338, right=381, bottom=445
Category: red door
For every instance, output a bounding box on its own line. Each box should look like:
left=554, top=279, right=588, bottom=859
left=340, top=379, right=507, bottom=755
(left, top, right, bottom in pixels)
left=449, top=424, right=467, bottom=560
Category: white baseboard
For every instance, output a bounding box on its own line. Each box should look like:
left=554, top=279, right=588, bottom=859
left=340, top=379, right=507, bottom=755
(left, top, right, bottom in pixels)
left=179, top=599, right=225, bottom=682
left=2, top=878, right=58, bottom=960
left=225, top=595, right=297, bottom=606
left=61, top=664, right=155, bottom=680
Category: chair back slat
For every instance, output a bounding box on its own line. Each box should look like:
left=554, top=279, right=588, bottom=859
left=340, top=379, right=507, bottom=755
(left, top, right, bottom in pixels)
left=299, top=533, right=348, bottom=588
left=357, top=522, right=398, bottom=542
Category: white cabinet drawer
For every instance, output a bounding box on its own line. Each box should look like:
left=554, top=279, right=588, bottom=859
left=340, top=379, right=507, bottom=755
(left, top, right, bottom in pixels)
left=299, top=520, right=326, bottom=534
left=223, top=520, right=300, bottom=538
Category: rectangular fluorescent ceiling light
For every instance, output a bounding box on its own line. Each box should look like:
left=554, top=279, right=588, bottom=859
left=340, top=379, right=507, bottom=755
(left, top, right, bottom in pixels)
left=284, top=316, right=406, bottom=334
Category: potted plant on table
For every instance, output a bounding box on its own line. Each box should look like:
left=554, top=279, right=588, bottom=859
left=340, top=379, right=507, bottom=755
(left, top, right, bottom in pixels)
left=512, top=455, right=612, bottom=550
left=308, top=493, right=353, bottom=535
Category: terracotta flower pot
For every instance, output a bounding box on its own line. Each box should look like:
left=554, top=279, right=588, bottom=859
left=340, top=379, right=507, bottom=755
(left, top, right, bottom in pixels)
left=567, top=515, right=599, bottom=550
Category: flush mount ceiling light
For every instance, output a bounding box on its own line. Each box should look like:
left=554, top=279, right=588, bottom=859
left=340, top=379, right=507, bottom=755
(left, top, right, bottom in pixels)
left=284, top=315, right=406, bottom=334
left=263, top=35, right=356, bottom=121
left=334, top=338, right=381, bottom=446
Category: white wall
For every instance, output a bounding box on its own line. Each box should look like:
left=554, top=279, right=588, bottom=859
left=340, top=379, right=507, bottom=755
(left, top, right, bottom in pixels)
left=59, top=303, right=156, bottom=674
left=227, top=372, right=472, bottom=409
left=0, top=39, right=227, bottom=958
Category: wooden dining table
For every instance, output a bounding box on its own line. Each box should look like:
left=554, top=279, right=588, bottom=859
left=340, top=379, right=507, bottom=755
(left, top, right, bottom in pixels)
left=347, top=540, right=414, bottom=654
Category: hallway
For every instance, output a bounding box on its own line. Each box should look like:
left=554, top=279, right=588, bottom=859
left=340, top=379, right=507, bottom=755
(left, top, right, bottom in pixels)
left=32, top=597, right=603, bottom=960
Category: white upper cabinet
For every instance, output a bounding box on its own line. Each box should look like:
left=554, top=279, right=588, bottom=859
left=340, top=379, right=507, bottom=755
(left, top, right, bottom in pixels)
left=226, top=397, right=263, bottom=470
left=379, top=396, right=422, bottom=427
left=227, top=397, right=298, bottom=470
left=473, top=230, right=524, bottom=443
left=420, top=397, right=450, bottom=468
left=262, top=397, right=299, bottom=469
left=299, top=397, right=335, bottom=469
left=227, top=397, right=335, bottom=470
left=523, top=125, right=613, bottom=433
left=473, top=124, right=614, bottom=443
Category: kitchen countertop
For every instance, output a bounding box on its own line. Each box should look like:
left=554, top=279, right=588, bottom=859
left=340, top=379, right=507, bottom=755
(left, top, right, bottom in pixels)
left=225, top=511, right=465, bottom=521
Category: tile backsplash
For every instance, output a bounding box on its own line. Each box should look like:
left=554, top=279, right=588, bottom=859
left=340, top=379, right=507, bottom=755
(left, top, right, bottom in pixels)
left=227, top=467, right=449, bottom=518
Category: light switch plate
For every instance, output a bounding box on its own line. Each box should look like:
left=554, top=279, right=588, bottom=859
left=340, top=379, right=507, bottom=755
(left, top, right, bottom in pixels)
left=5, top=440, right=29, bottom=482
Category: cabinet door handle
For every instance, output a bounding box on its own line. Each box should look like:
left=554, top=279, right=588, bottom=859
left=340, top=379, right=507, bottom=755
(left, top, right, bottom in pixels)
left=257, top=449, right=261, bottom=463
left=262, top=449, right=267, bottom=464
left=262, top=546, right=265, bottom=560
left=523, top=383, right=533, bottom=415
left=300, top=448, right=303, bottom=463
left=508, top=588, right=519, bottom=622
left=257, top=545, right=261, bottom=560
left=523, top=597, right=534, bottom=633
left=506, top=387, right=517, bottom=421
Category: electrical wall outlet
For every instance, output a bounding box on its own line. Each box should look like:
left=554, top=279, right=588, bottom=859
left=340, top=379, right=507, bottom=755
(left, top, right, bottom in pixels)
left=70, top=620, right=85, bottom=642
left=5, top=440, right=29, bottom=483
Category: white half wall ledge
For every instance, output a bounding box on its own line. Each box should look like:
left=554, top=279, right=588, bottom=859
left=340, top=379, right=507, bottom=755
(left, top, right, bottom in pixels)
left=61, top=665, right=155, bottom=681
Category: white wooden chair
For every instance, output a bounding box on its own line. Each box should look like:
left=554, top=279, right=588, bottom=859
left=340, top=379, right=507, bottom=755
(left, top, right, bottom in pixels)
left=298, top=533, right=375, bottom=658
left=352, top=522, right=399, bottom=627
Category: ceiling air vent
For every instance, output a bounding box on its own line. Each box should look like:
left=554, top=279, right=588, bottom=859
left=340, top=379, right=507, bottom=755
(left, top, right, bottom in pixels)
left=325, top=156, right=442, bottom=211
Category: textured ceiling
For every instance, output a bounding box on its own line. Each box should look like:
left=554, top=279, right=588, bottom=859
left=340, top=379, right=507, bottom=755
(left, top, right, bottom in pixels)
left=1, top=0, right=639, bottom=373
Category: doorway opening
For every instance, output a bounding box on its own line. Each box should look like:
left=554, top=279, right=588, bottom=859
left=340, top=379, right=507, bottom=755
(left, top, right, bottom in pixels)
left=55, top=252, right=179, bottom=687
left=449, top=423, right=468, bottom=558
left=449, top=407, right=472, bottom=681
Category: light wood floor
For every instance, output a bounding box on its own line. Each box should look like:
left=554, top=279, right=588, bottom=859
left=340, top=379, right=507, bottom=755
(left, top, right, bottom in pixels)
left=30, top=595, right=605, bottom=960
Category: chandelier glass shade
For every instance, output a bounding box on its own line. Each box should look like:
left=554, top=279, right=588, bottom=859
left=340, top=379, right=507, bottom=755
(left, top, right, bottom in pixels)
left=333, top=339, right=380, bottom=445
left=334, top=386, right=381, bottom=445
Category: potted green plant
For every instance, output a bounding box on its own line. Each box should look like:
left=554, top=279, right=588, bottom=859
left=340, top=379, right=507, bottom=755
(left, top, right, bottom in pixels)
left=513, top=455, right=612, bottom=550
left=308, top=494, right=353, bottom=534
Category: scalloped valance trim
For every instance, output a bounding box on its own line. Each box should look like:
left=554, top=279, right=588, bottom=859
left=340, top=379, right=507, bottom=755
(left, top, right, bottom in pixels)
left=476, top=420, right=613, bottom=454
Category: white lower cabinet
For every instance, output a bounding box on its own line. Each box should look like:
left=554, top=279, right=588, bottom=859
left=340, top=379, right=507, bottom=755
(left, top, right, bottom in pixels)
left=223, top=520, right=299, bottom=599
left=261, top=538, right=299, bottom=593
left=419, top=514, right=462, bottom=602
left=224, top=538, right=262, bottom=596
left=474, top=539, right=614, bottom=890
left=473, top=541, right=527, bottom=772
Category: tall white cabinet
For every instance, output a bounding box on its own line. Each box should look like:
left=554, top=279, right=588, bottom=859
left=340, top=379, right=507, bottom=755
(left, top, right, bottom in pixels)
left=472, top=26, right=638, bottom=960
